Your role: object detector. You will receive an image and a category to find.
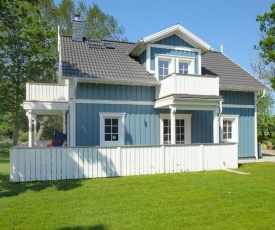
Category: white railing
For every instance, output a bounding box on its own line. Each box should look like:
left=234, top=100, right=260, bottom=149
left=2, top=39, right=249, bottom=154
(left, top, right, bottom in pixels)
left=26, top=83, right=68, bottom=102
left=158, top=74, right=219, bottom=98
left=10, top=143, right=238, bottom=182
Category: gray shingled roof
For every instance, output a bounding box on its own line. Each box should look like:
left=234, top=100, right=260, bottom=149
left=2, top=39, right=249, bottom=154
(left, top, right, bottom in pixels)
left=201, top=51, right=268, bottom=91
left=61, top=36, right=268, bottom=91
left=61, top=36, right=158, bottom=85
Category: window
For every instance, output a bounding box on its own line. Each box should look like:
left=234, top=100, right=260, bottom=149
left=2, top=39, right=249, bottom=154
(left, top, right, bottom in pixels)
left=223, top=120, right=232, bottom=140
left=179, top=62, right=189, bottom=74
left=99, top=113, right=126, bottom=146
left=221, top=115, right=239, bottom=142
left=160, top=114, right=191, bottom=144
left=104, top=118, right=119, bottom=141
left=158, top=60, right=169, bottom=80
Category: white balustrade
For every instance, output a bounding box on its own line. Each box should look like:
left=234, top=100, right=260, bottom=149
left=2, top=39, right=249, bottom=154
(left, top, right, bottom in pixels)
left=158, top=74, right=219, bottom=98
left=26, top=83, right=68, bottom=102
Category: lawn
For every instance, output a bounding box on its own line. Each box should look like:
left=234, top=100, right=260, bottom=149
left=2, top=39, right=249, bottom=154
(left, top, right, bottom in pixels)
left=1, top=144, right=275, bottom=230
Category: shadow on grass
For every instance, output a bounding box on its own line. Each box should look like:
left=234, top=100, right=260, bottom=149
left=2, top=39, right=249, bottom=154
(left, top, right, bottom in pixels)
left=58, top=225, right=105, bottom=230
left=0, top=171, right=83, bottom=198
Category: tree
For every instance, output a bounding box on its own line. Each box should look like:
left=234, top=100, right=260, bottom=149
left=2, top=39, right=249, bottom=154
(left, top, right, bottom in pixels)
left=57, top=0, right=127, bottom=40
left=257, top=92, right=274, bottom=142
left=255, top=2, right=275, bottom=88
left=0, top=0, right=57, bottom=145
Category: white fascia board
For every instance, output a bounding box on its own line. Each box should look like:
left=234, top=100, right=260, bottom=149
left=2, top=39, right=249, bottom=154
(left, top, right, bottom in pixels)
left=62, top=76, right=161, bottom=86
left=142, top=24, right=211, bottom=52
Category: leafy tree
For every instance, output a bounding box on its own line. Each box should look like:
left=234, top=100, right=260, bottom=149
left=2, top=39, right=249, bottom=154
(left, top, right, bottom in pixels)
left=57, top=0, right=127, bottom=40
left=0, top=0, right=57, bottom=145
left=257, top=92, right=274, bottom=142
left=255, top=2, right=275, bottom=88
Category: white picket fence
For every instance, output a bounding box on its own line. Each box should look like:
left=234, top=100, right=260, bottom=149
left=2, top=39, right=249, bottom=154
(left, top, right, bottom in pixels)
left=10, top=143, right=238, bottom=182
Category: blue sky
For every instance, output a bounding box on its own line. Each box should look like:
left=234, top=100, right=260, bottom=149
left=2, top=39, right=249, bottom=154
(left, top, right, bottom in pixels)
left=54, top=0, right=274, bottom=77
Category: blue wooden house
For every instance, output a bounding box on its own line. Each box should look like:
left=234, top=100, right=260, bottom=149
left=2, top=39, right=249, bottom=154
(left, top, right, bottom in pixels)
left=23, top=18, right=268, bottom=159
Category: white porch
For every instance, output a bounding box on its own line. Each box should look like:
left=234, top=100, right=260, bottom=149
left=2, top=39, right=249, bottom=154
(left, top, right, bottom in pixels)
left=155, top=94, right=223, bottom=144
left=23, top=83, right=69, bottom=147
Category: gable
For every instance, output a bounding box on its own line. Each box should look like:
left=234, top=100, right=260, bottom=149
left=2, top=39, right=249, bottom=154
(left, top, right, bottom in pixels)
left=155, top=34, right=194, bottom=48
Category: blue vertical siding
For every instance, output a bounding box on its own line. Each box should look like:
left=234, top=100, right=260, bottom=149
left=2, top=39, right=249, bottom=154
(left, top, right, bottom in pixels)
left=138, top=50, right=146, bottom=67
left=221, top=91, right=255, bottom=105
left=223, top=108, right=255, bottom=158
left=76, top=83, right=155, bottom=101
left=150, top=47, right=199, bottom=74
left=155, top=34, right=194, bottom=48
left=76, top=104, right=160, bottom=146
left=76, top=104, right=214, bottom=146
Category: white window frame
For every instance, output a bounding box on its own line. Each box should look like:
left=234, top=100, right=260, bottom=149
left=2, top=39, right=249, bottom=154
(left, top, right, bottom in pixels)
left=155, top=55, right=195, bottom=81
left=220, top=115, right=239, bottom=143
left=155, top=57, right=173, bottom=80
left=99, top=112, right=126, bottom=146
left=160, top=114, right=192, bottom=144
left=176, top=58, right=195, bottom=75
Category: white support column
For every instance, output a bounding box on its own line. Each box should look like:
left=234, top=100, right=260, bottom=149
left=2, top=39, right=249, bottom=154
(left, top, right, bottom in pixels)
left=170, top=105, right=176, bottom=145
left=63, top=111, right=66, bottom=134
left=213, top=107, right=219, bottom=143
left=28, top=110, right=33, bottom=147
left=33, top=114, right=37, bottom=147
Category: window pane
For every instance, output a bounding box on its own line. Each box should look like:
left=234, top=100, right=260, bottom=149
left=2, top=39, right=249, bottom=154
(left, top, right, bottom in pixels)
left=112, top=134, right=118, bottom=140
left=112, top=119, right=118, bottom=125
left=164, top=127, right=169, bottom=134
left=105, top=134, right=111, bottom=141
left=164, top=119, right=168, bottom=126
left=112, top=126, right=118, bottom=133
left=105, top=126, right=111, bottom=133
left=105, top=119, right=111, bottom=125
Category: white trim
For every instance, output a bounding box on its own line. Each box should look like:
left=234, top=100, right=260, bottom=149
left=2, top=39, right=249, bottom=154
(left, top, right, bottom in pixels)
left=222, top=104, right=255, bottom=109
left=75, top=99, right=154, bottom=106
left=149, top=43, right=201, bottom=53
left=142, top=24, right=211, bottom=51
left=220, top=115, right=239, bottom=143
left=99, top=112, right=126, bottom=146
left=254, top=92, right=258, bottom=159
left=160, top=113, right=192, bottom=145
left=146, top=45, right=151, bottom=71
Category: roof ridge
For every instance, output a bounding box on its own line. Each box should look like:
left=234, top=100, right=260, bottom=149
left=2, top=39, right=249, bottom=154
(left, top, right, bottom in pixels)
left=222, top=52, right=270, bottom=90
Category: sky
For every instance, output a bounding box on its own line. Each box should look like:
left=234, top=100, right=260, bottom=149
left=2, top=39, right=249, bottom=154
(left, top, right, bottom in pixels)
left=54, top=0, right=274, bottom=78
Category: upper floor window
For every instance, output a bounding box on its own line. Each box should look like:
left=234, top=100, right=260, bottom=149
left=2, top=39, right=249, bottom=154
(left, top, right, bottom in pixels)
left=179, top=62, right=189, bottom=74
left=158, top=60, right=169, bottom=80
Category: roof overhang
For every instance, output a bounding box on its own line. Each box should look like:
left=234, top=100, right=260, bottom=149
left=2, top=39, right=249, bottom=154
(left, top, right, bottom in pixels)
left=62, top=76, right=161, bottom=86
left=130, top=24, right=212, bottom=56
left=155, top=94, right=222, bottom=111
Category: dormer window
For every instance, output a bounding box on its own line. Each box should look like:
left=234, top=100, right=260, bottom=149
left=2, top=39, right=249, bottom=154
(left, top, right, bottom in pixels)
left=179, top=62, right=189, bottom=74
left=158, top=60, right=169, bottom=79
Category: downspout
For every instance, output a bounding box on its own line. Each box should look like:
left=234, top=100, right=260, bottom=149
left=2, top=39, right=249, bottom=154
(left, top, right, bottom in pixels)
left=254, top=89, right=266, bottom=159
left=218, top=100, right=223, bottom=142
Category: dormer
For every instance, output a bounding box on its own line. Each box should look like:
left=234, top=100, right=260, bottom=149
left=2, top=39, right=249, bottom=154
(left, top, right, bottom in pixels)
left=129, top=24, right=212, bottom=81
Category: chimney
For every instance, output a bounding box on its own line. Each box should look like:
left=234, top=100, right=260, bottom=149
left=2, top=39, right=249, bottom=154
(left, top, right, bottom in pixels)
left=72, top=15, right=83, bottom=41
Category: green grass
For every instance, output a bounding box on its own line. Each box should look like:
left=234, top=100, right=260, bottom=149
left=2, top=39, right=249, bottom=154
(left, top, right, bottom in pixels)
left=1, top=145, right=275, bottom=230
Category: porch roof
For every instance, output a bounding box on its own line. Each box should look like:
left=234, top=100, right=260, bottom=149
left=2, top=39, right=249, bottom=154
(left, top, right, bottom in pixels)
left=23, top=101, right=68, bottom=115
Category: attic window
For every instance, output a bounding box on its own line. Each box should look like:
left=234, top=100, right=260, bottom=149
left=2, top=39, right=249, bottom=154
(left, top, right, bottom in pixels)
left=105, top=43, right=115, bottom=49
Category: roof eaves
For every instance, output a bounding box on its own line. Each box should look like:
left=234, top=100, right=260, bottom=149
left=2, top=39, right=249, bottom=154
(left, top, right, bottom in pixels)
left=62, top=75, right=161, bottom=86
